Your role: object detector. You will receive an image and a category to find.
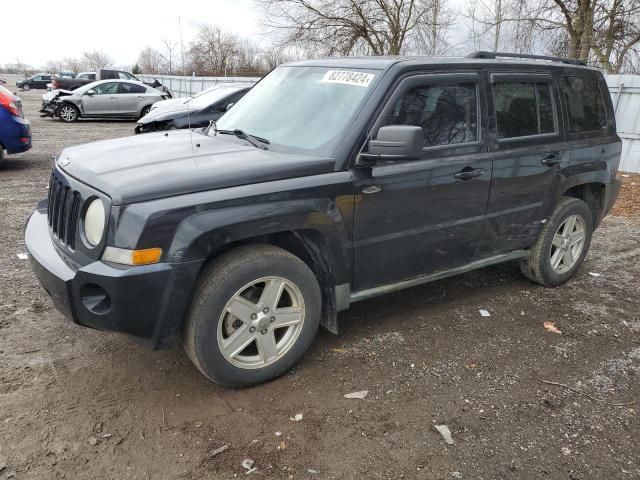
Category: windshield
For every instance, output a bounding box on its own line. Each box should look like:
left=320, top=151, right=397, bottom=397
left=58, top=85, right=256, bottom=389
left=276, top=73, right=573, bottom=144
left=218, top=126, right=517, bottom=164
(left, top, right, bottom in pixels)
left=187, top=85, right=243, bottom=110
left=215, top=66, right=379, bottom=155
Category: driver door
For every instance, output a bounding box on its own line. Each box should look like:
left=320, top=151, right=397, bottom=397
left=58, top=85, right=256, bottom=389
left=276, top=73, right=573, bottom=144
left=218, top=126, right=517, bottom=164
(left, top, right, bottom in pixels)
left=82, top=82, right=119, bottom=115
left=351, top=73, right=492, bottom=291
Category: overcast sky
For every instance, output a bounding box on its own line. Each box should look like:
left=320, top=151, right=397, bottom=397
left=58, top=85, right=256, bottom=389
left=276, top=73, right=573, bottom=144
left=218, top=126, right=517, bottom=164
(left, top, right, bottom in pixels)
left=0, top=0, right=264, bottom=68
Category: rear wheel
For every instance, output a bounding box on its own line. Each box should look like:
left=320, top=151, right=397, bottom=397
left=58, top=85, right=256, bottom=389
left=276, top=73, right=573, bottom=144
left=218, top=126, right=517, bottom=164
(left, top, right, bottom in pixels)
left=183, top=245, right=322, bottom=387
left=139, top=105, right=151, bottom=119
left=520, top=197, right=593, bottom=286
left=58, top=104, right=79, bottom=122
left=0, top=147, right=4, bottom=168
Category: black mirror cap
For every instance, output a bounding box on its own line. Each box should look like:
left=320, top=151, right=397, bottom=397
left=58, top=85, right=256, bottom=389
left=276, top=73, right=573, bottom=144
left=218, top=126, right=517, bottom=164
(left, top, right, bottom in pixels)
left=367, top=125, right=424, bottom=160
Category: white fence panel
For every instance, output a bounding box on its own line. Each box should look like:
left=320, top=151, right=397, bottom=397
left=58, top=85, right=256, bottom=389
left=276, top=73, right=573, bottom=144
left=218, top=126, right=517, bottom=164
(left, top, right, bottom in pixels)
left=606, top=74, right=640, bottom=173
left=140, top=74, right=261, bottom=99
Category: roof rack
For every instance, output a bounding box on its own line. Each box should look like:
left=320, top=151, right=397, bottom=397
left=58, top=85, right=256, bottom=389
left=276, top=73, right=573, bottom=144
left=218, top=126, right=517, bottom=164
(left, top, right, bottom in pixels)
left=466, top=51, right=586, bottom=66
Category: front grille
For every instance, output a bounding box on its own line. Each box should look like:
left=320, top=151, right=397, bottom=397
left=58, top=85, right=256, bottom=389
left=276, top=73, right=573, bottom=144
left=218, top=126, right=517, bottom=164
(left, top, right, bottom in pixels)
left=47, top=171, right=81, bottom=249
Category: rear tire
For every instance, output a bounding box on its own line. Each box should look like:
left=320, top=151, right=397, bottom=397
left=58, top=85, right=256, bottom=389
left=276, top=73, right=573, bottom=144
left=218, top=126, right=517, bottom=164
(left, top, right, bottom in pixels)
left=58, top=103, right=79, bottom=122
left=183, top=245, right=322, bottom=387
left=0, top=147, right=4, bottom=168
left=139, top=105, right=151, bottom=119
left=520, top=197, right=593, bottom=287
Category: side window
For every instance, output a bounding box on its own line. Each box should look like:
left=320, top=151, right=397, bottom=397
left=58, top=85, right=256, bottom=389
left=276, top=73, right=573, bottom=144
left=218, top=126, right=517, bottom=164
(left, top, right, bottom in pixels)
left=493, top=82, right=556, bottom=139
left=118, top=83, right=146, bottom=94
left=32, top=76, right=42, bottom=81
left=93, top=83, right=119, bottom=95
left=564, top=76, right=607, bottom=133
left=383, top=83, right=478, bottom=148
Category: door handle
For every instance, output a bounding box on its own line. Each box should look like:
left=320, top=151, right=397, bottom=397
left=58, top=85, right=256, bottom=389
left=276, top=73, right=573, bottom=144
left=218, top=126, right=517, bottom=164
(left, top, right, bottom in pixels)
left=541, top=152, right=563, bottom=166
left=453, top=167, right=485, bottom=181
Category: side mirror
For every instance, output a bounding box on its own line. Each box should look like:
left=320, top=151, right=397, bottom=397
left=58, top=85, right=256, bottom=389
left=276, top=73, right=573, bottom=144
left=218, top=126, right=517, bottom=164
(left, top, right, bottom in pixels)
left=360, top=125, right=424, bottom=163
left=86, top=89, right=95, bottom=96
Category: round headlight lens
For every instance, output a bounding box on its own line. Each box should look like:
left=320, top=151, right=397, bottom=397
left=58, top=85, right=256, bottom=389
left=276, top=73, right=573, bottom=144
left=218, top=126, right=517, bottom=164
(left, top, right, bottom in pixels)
left=84, top=199, right=106, bottom=247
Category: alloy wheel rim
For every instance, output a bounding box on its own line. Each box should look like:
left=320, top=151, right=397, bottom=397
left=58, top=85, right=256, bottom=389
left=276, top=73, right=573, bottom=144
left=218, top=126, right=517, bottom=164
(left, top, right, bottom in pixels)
left=217, top=276, right=305, bottom=369
left=549, top=214, right=586, bottom=274
left=60, top=106, right=75, bottom=121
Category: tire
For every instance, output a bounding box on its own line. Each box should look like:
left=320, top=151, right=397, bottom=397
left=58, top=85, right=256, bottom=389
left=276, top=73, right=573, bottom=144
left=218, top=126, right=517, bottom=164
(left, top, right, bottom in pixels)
left=520, top=197, right=593, bottom=287
left=58, top=103, right=79, bottom=122
left=139, top=105, right=151, bottom=119
left=0, top=147, right=4, bottom=168
left=183, top=244, right=322, bottom=387
left=23, top=84, right=30, bottom=91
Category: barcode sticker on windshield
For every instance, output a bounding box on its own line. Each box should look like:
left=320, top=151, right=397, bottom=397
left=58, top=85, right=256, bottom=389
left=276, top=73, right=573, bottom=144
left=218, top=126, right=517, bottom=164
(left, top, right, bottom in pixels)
left=320, top=70, right=375, bottom=87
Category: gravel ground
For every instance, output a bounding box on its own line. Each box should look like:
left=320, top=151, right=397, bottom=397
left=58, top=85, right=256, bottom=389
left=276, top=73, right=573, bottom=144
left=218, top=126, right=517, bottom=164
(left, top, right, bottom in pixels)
left=1, top=75, right=639, bottom=480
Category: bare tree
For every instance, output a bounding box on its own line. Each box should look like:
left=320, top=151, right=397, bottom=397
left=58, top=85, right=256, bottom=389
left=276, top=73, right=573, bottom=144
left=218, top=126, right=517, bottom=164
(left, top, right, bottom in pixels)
left=81, top=51, right=114, bottom=71
left=260, top=0, right=447, bottom=56
left=63, top=57, right=85, bottom=75
left=415, top=0, right=455, bottom=55
left=462, top=0, right=640, bottom=72
left=186, top=24, right=240, bottom=75
left=46, top=60, right=65, bottom=75
left=137, top=47, right=167, bottom=74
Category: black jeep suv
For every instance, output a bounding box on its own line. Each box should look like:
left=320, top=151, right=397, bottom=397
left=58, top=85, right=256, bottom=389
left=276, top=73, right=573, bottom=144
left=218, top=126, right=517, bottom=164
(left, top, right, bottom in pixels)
left=26, top=52, right=621, bottom=387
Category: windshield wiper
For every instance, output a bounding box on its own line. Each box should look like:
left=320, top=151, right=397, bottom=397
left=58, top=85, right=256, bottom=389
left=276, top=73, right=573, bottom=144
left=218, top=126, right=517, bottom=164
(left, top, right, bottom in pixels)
left=203, top=121, right=269, bottom=150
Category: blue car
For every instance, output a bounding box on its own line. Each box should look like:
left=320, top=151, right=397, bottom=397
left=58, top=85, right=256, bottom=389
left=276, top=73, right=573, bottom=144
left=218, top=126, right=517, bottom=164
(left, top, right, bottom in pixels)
left=0, top=85, right=31, bottom=166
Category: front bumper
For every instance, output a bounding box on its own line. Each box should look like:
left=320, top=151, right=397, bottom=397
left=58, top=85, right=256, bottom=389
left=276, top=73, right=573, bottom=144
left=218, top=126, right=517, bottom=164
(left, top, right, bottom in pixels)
left=25, top=208, right=202, bottom=349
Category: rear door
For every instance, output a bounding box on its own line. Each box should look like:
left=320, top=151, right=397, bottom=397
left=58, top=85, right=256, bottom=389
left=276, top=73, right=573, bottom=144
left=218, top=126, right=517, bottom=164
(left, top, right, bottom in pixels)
left=479, top=71, right=566, bottom=256
left=352, top=72, right=492, bottom=291
left=117, top=82, right=148, bottom=115
left=82, top=82, right=119, bottom=115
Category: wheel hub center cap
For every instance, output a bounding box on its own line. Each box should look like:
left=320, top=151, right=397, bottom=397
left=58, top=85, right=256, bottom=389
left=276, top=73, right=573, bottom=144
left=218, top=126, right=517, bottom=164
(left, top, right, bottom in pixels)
left=255, top=313, right=270, bottom=330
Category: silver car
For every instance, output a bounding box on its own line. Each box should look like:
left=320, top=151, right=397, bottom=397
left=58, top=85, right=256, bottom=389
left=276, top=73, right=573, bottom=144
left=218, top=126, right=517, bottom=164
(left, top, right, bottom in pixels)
left=53, top=80, right=169, bottom=123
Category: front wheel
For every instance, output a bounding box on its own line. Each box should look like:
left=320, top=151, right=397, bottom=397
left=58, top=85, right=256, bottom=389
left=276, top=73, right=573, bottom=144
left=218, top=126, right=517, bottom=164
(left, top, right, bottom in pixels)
left=58, top=104, right=79, bottom=122
left=520, top=197, right=593, bottom=287
left=22, top=84, right=30, bottom=91
left=183, top=245, right=322, bottom=387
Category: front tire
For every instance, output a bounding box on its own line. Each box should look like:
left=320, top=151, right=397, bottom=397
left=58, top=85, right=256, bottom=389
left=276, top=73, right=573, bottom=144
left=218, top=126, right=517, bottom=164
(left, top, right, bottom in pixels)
left=183, top=245, right=322, bottom=387
left=58, top=103, right=79, bottom=122
left=22, top=84, right=30, bottom=91
left=520, top=197, right=593, bottom=287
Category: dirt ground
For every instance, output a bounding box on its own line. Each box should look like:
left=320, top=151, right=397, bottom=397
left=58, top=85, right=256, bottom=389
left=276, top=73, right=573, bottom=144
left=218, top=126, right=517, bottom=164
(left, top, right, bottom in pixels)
left=1, top=75, right=639, bottom=480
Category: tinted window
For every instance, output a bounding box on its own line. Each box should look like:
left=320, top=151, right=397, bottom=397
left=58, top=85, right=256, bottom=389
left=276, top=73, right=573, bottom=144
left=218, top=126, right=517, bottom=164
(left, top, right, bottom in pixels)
left=493, top=82, right=556, bottom=139
left=564, top=76, right=607, bottom=133
left=384, top=83, right=478, bottom=147
left=119, top=83, right=146, bottom=94
left=93, top=83, right=119, bottom=95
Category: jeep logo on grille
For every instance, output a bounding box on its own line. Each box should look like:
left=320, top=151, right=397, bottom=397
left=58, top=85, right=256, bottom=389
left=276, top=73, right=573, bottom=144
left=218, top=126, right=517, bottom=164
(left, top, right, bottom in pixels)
left=58, top=157, right=70, bottom=167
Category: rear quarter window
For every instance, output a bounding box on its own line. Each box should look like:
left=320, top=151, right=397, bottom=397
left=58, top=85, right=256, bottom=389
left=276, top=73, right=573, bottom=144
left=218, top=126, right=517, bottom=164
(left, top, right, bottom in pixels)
left=563, top=76, right=607, bottom=134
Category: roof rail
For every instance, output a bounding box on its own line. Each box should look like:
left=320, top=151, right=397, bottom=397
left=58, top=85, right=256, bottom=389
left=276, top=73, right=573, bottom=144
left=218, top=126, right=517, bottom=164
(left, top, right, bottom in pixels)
left=466, top=51, right=586, bottom=66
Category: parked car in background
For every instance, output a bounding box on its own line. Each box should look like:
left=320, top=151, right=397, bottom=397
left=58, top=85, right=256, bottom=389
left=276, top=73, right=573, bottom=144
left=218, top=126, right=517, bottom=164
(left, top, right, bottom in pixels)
left=17, top=74, right=53, bottom=91
left=0, top=78, right=7, bottom=86
left=0, top=85, right=31, bottom=166
left=135, top=83, right=252, bottom=133
left=42, top=79, right=170, bottom=122
left=52, top=70, right=171, bottom=97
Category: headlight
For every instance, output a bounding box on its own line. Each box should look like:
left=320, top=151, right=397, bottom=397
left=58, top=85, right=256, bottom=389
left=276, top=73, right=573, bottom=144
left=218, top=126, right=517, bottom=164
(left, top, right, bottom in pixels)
left=83, top=198, right=106, bottom=247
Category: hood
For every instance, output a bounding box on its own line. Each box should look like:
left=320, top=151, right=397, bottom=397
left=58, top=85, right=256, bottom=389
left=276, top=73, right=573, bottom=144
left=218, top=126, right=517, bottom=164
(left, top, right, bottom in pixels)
left=139, top=101, right=190, bottom=124
left=149, top=97, right=186, bottom=112
left=57, top=130, right=335, bottom=205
